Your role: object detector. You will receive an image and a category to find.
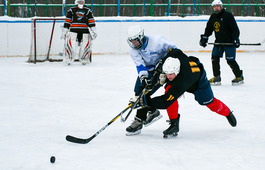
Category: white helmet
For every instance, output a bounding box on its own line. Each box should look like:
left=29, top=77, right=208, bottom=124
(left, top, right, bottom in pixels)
left=162, top=57, right=181, bottom=76
left=75, top=0, right=85, bottom=9
left=211, top=0, right=223, bottom=7
left=127, top=25, right=145, bottom=49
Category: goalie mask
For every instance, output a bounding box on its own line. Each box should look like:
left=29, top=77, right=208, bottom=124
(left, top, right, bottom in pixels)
left=127, top=25, right=145, bottom=49
left=162, top=57, right=181, bottom=76
left=75, top=0, right=85, bottom=9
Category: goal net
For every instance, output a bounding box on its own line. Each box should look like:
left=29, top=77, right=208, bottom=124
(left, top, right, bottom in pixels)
left=28, top=17, right=66, bottom=63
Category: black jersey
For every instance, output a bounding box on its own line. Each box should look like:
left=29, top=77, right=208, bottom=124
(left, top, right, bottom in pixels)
left=64, top=5, right=95, bottom=33
left=204, top=9, right=240, bottom=43
left=149, top=49, right=202, bottom=109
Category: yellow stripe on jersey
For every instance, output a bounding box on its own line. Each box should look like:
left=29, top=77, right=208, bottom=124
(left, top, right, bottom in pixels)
left=189, top=61, right=200, bottom=73
left=167, top=95, right=175, bottom=101
left=191, top=67, right=200, bottom=72
left=189, top=61, right=197, bottom=66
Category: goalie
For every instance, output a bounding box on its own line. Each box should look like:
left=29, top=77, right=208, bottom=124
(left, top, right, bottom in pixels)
left=63, top=0, right=97, bottom=65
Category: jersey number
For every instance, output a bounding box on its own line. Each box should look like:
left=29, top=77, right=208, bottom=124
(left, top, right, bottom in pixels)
left=189, top=61, right=200, bottom=73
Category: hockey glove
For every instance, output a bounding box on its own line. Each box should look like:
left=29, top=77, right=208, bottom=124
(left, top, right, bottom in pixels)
left=90, top=27, right=97, bottom=40
left=140, top=75, right=153, bottom=90
left=155, top=59, right=163, bottom=73
left=159, top=73, right=167, bottom=85
left=200, top=34, right=208, bottom=48
left=129, top=96, right=138, bottom=104
left=140, top=94, right=151, bottom=107
left=233, top=38, right=240, bottom=48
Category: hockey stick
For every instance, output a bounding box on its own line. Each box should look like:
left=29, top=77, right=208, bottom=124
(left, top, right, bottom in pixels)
left=66, top=104, right=133, bottom=144
left=120, top=70, right=161, bottom=122
left=208, top=42, right=261, bottom=46
left=120, top=88, right=147, bottom=122
left=66, top=89, right=150, bottom=144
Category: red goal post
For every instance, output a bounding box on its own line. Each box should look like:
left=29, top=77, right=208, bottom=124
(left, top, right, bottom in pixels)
left=28, top=17, right=66, bottom=63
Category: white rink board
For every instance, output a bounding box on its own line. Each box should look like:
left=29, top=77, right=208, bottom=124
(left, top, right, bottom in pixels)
left=0, top=16, right=265, bottom=57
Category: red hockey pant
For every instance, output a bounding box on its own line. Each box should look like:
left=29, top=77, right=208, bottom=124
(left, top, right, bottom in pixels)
left=165, top=86, right=230, bottom=119
left=165, top=85, right=179, bottom=120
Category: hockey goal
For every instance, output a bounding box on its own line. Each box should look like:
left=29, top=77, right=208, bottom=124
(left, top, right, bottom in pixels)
left=28, top=17, right=66, bottom=63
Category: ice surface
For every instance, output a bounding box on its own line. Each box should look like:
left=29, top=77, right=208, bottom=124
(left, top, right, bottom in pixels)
left=0, top=52, right=264, bottom=170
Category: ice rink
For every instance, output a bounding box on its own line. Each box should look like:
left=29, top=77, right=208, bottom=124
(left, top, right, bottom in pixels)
left=0, top=52, right=264, bottom=170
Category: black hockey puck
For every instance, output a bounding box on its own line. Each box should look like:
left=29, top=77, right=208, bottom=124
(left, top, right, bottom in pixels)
left=50, top=156, right=56, bottom=163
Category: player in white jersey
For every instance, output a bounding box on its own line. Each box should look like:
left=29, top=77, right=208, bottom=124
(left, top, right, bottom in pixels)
left=126, top=25, right=177, bottom=136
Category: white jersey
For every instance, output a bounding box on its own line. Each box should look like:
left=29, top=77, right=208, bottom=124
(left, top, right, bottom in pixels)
left=129, top=35, right=177, bottom=78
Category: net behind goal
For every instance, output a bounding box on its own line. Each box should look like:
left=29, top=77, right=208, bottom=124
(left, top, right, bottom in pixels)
left=28, top=17, right=66, bottom=63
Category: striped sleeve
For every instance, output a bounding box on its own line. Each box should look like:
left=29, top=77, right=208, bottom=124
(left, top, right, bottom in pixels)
left=87, top=11, right=96, bottom=27
left=64, top=9, right=72, bottom=29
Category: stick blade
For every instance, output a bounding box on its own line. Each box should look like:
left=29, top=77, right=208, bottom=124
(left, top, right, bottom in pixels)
left=66, top=135, right=92, bottom=144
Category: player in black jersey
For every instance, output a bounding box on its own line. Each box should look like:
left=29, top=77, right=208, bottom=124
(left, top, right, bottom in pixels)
left=63, top=0, right=97, bottom=65
left=140, top=49, right=237, bottom=138
left=200, top=0, right=244, bottom=85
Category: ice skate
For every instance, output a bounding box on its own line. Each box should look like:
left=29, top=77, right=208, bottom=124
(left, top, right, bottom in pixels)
left=126, top=117, right=143, bottom=136
left=163, top=115, right=180, bottom=139
left=209, top=76, right=221, bottom=86
left=232, top=75, right=244, bottom=86
left=226, top=111, right=237, bottom=127
left=144, top=109, right=163, bottom=127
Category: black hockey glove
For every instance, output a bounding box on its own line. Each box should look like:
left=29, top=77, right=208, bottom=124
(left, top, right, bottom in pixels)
left=233, top=38, right=240, bottom=48
left=140, top=75, right=153, bottom=90
left=140, top=93, right=151, bottom=107
left=200, top=34, right=208, bottom=48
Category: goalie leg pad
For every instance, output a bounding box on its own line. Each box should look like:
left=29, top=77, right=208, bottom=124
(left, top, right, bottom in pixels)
left=64, top=32, right=77, bottom=65
left=79, top=34, right=92, bottom=65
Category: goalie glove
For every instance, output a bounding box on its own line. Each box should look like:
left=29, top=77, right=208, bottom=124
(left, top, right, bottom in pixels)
left=90, top=27, right=97, bottom=40
left=159, top=73, right=167, bottom=85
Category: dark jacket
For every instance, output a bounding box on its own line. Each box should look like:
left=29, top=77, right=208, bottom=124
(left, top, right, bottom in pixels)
left=204, top=9, right=240, bottom=43
left=148, top=49, right=202, bottom=109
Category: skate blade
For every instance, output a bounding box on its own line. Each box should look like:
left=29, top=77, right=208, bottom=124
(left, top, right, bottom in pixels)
left=163, top=133, right=178, bottom=139
left=126, top=130, right=141, bottom=136
left=210, top=82, right=221, bottom=86
left=232, top=81, right=244, bottom=86
left=144, top=114, right=163, bottom=127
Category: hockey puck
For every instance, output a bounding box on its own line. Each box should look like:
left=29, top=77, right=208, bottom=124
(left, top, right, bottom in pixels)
left=50, top=156, right=56, bottom=163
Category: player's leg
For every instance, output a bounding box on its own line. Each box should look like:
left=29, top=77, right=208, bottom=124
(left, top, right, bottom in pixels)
left=64, top=32, right=77, bottom=65
left=144, top=71, right=163, bottom=126
left=163, top=85, right=180, bottom=138
left=194, top=66, right=237, bottom=127
left=79, top=33, right=92, bottom=65
left=209, top=46, right=224, bottom=85
left=126, top=107, right=149, bottom=136
left=224, top=46, right=244, bottom=85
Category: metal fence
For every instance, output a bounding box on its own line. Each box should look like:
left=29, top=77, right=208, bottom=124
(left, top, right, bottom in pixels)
left=1, top=0, right=265, bottom=17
